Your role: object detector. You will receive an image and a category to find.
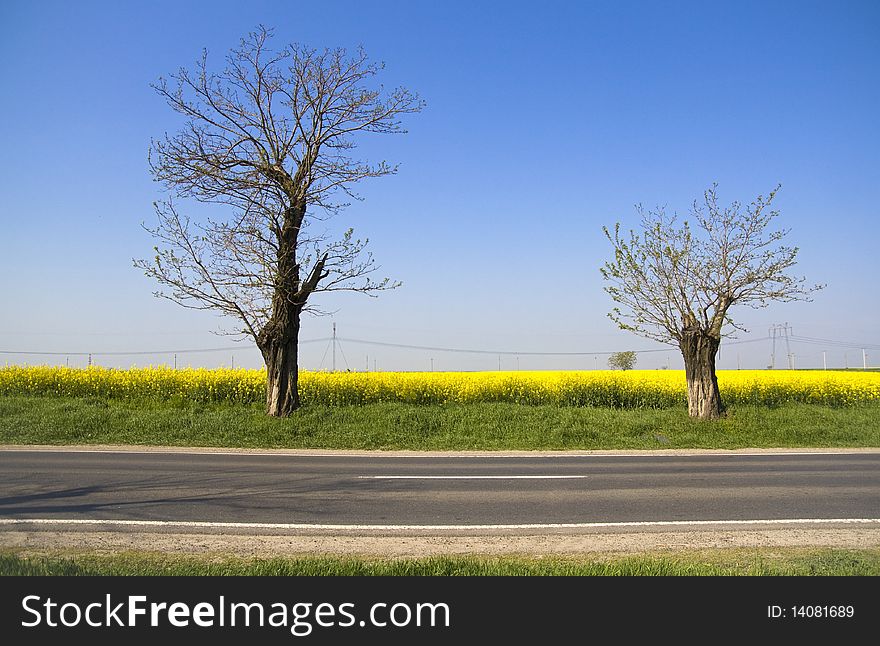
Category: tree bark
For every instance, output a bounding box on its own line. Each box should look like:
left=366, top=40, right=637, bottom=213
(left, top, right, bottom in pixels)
left=258, top=306, right=302, bottom=417
left=679, top=327, right=723, bottom=420
left=254, top=199, right=309, bottom=417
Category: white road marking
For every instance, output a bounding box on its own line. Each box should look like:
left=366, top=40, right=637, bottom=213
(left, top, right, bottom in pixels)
left=359, top=475, right=589, bottom=479
left=1, top=518, right=878, bottom=531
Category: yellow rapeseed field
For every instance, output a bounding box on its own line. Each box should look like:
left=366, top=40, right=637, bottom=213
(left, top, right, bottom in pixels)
left=1, top=366, right=879, bottom=407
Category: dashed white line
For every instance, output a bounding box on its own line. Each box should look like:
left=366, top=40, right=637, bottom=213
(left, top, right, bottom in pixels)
left=359, top=475, right=590, bottom=479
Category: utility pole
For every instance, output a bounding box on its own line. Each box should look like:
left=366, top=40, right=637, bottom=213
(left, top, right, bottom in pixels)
left=864, top=349, right=868, bottom=370
left=88, top=353, right=92, bottom=367
left=769, top=325, right=776, bottom=369
left=823, top=351, right=827, bottom=371
left=174, top=353, right=177, bottom=370
left=366, top=355, right=369, bottom=372
left=498, top=355, right=501, bottom=371
left=332, top=322, right=336, bottom=372
left=769, top=323, right=793, bottom=369
left=785, top=323, right=793, bottom=369
left=231, top=354, right=234, bottom=369
left=430, top=358, right=434, bottom=372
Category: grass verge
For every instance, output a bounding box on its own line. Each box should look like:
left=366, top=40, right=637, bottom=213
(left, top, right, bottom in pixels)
left=2, top=548, right=879, bottom=575
left=1, top=395, right=879, bottom=450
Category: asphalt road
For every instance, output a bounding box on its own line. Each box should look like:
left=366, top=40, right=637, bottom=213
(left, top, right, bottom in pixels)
left=1, top=448, right=878, bottom=530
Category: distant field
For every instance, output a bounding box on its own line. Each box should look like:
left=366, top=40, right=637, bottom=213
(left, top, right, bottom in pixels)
left=2, top=366, right=879, bottom=408
left=3, top=366, right=878, bottom=450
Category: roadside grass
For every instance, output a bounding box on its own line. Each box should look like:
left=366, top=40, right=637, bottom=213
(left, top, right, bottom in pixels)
left=1, top=395, right=879, bottom=450
left=2, top=548, right=879, bottom=576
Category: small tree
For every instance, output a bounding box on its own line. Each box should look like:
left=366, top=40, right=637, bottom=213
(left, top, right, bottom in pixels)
left=608, top=351, right=637, bottom=371
left=601, top=184, right=823, bottom=420
left=135, top=27, right=423, bottom=416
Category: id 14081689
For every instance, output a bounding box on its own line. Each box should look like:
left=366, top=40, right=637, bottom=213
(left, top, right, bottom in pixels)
left=768, top=605, right=855, bottom=619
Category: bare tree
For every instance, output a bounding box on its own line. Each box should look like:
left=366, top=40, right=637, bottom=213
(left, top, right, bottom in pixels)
left=601, top=184, right=823, bottom=420
left=135, top=27, right=423, bottom=416
left=608, top=351, right=637, bottom=371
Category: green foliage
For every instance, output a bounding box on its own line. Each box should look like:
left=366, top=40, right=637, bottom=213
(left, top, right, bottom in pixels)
left=601, top=184, right=823, bottom=344
left=608, top=351, right=637, bottom=371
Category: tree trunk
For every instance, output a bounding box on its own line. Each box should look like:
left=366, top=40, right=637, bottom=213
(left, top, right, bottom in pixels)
left=258, top=307, right=302, bottom=417
left=679, top=328, right=723, bottom=420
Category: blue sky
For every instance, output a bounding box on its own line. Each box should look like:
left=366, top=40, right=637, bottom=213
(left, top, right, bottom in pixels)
left=1, top=0, right=878, bottom=371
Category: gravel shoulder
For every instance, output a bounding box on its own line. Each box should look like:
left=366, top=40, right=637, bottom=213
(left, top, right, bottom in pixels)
left=4, top=528, right=880, bottom=559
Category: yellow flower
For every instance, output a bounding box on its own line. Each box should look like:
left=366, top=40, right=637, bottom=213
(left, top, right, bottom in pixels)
left=1, top=366, right=878, bottom=407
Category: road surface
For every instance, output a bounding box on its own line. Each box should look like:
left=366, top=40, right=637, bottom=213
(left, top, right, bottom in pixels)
left=1, top=447, right=878, bottom=530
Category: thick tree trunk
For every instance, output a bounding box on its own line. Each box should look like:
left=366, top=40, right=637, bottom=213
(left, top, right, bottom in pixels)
left=255, top=199, right=310, bottom=417
left=258, top=307, right=302, bottom=417
left=679, top=327, right=723, bottom=420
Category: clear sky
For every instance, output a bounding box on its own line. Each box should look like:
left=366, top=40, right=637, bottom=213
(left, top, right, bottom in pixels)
left=1, top=0, right=878, bottom=372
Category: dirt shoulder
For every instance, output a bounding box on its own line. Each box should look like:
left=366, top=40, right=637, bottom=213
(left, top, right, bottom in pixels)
left=4, top=527, right=880, bottom=559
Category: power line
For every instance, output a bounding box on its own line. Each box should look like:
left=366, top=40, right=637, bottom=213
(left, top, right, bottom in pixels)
left=334, top=336, right=767, bottom=356
left=0, top=338, right=330, bottom=357
left=790, top=335, right=880, bottom=351
left=337, top=337, right=640, bottom=355
left=317, top=339, right=332, bottom=371
left=337, top=339, right=351, bottom=371
left=3, top=333, right=875, bottom=361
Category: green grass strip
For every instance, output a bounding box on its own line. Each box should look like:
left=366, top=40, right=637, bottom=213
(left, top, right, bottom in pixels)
left=1, top=396, right=879, bottom=450
left=2, top=549, right=879, bottom=576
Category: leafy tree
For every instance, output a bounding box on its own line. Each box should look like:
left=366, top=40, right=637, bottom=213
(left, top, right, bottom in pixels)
left=607, top=351, right=637, bottom=371
left=601, top=184, right=823, bottom=419
left=136, top=27, right=423, bottom=416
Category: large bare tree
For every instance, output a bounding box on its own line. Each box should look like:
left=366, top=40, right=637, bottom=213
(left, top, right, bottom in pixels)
left=136, top=27, right=423, bottom=416
left=601, top=184, right=823, bottom=420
